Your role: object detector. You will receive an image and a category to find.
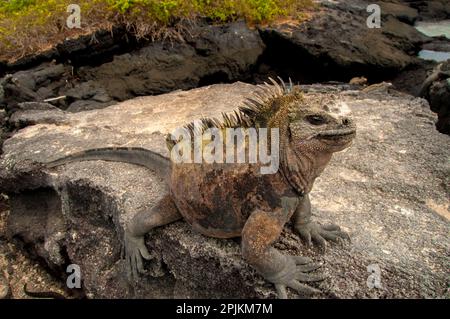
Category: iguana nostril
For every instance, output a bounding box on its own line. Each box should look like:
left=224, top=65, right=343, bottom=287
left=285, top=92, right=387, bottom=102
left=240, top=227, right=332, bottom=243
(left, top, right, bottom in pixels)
left=342, top=118, right=350, bottom=126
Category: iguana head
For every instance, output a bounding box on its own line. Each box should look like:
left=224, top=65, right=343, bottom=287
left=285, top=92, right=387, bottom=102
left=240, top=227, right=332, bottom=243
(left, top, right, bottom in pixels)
left=239, top=78, right=355, bottom=153
left=239, top=78, right=356, bottom=194
left=286, top=93, right=356, bottom=154
left=282, top=91, right=356, bottom=194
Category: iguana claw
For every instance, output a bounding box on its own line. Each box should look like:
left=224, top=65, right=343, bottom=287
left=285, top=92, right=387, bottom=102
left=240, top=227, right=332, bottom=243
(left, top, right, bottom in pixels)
left=264, top=255, right=325, bottom=299
left=123, top=229, right=152, bottom=282
left=296, top=222, right=350, bottom=251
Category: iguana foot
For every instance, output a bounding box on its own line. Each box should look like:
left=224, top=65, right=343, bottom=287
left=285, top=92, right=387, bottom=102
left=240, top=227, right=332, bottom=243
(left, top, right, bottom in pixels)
left=123, top=229, right=151, bottom=281
left=295, top=222, right=349, bottom=250
left=121, top=196, right=182, bottom=282
left=263, top=255, right=325, bottom=299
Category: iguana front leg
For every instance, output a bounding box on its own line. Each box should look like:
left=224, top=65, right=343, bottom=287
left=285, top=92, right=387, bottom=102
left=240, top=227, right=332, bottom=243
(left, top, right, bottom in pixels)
left=123, top=194, right=181, bottom=281
left=293, top=194, right=349, bottom=249
left=242, top=197, right=324, bottom=298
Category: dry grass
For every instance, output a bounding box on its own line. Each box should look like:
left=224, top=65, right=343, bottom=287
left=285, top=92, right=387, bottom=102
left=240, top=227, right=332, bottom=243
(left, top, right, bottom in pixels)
left=0, top=0, right=316, bottom=63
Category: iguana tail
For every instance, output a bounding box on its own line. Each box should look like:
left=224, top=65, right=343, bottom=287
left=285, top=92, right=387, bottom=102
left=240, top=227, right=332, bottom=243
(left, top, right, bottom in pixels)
left=46, top=147, right=171, bottom=178
left=23, top=284, right=66, bottom=300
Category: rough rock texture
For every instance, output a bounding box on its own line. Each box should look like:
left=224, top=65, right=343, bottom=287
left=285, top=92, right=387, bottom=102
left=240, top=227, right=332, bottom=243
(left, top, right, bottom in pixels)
left=0, top=63, right=70, bottom=112
left=378, top=1, right=419, bottom=24
left=9, top=102, right=68, bottom=129
left=429, top=78, right=450, bottom=134
left=0, top=26, right=153, bottom=75
left=0, top=195, right=68, bottom=299
left=258, top=0, right=429, bottom=83
left=0, top=108, right=8, bottom=156
left=420, top=60, right=450, bottom=134
left=77, top=21, right=264, bottom=101
left=391, top=59, right=437, bottom=96
left=0, top=83, right=448, bottom=298
left=0, top=21, right=263, bottom=114
left=0, top=111, right=4, bottom=130
left=400, top=0, right=450, bottom=20
left=422, top=38, right=450, bottom=53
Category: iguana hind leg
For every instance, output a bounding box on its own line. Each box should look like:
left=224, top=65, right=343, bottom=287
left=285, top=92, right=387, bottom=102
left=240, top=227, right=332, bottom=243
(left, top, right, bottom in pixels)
left=124, top=194, right=181, bottom=281
left=241, top=197, right=325, bottom=299
left=293, top=194, right=349, bottom=250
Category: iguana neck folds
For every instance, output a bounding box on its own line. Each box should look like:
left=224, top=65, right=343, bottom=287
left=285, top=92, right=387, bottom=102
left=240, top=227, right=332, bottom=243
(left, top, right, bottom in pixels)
left=280, top=142, right=333, bottom=195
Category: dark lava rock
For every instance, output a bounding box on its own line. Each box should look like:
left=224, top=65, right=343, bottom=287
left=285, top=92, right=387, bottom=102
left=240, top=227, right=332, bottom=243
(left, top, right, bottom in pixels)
left=0, top=273, right=10, bottom=299
left=404, top=0, right=450, bottom=20
left=391, top=59, right=437, bottom=96
left=381, top=15, right=430, bottom=53
left=9, top=102, right=67, bottom=129
left=379, top=1, right=419, bottom=24
left=55, top=27, right=141, bottom=67
left=422, top=38, right=450, bottom=52
left=0, top=62, right=117, bottom=113
left=0, top=63, right=70, bottom=112
left=77, top=21, right=265, bottom=101
left=1, top=21, right=264, bottom=111
left=430, top=79, right=450, bottom=134
left=0, top=83, right=448, bottom=298
left=0, top=109, right=5, bottom=150
left=0, top=109, right=5, bottom=127
left=259, top=1, right=429, bottom=83
left=65, top=81, right=114, bottom=112
left=419, top=60, right=450, bottom=134
left=0, top=26, right=143, bottom=76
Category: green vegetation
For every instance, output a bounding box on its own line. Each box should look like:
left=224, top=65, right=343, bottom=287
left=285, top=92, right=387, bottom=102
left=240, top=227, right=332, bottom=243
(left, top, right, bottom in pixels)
left=0, top=0, right=314, bottom=62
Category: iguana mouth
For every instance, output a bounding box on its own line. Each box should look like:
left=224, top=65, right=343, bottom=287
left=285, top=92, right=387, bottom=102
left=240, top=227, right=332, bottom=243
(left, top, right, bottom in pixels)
left=317, top=128, right=356, bottom=140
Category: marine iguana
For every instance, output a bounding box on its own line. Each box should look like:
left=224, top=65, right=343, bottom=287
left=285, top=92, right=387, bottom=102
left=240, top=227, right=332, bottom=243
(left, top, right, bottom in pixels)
left=46, top=78, right=356, bottom=298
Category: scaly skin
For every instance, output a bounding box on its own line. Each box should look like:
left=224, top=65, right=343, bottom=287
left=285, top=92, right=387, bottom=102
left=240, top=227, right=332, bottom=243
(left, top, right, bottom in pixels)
left=46, top=78, right=356, bottom=298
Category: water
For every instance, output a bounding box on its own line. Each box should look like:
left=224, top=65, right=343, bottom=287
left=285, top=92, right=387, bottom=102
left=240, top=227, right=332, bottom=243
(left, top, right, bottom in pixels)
left=418, top=50, right=450, bottom=62
left=415, top=20, right=450, bottom=38
left=415, top=20, right=450, bottom=62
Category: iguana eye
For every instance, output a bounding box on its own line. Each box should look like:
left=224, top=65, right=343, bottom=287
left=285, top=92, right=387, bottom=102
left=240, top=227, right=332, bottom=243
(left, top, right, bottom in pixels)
left=306, top=115, right=326, bottom=125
